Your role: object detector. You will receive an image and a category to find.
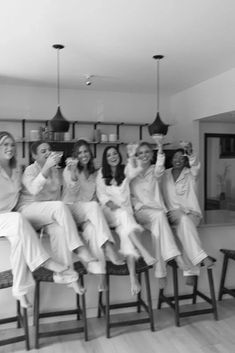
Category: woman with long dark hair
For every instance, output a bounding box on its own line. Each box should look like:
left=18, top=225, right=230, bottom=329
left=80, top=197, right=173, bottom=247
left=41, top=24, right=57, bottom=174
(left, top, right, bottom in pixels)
left=96, top=145, right=156, bottom=295
left=0, top=131, right=79, bottom=308
left=63, top=139, right=124, bottom=291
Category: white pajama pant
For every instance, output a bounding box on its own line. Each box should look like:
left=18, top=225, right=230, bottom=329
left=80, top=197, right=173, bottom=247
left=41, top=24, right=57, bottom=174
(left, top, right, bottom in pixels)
left=68, top=201, right=115, bottom=274
left=135, top=208, right=181, bottom=278
left=172, top=213, right=208, bottom=276
left=20, top=201, right=84, bottom=267
left=0, top=212, right=49, bottom=298
left=103, top=206, right=142, bottom=259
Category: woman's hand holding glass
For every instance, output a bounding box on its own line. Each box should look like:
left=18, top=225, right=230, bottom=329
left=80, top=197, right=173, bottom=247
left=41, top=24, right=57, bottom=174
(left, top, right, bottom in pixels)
left=152, top=134, right=164, bottom=152
left=126, top=142, right=139, bottom=158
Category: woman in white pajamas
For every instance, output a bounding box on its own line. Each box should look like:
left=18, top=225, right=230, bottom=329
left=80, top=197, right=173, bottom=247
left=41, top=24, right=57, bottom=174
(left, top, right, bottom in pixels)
left=17, top=141, right=95, bottom=294
left=130, top=140, right=187, bottom=289
left=161, top=144, right=214, bottom=285
left=0, top=131, right=80, bottom=308
left=96, top=145, right=156, bottom=296
left=62, top=139, right=124, bottom=291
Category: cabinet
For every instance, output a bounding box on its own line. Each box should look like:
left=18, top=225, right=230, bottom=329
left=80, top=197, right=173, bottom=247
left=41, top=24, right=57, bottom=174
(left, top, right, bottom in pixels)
left=0, top=118, right=174, bottom=168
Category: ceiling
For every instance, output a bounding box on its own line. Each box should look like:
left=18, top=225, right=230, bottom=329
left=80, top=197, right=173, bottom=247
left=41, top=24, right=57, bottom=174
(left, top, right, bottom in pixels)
left=0, top=0, right=235, bottom=95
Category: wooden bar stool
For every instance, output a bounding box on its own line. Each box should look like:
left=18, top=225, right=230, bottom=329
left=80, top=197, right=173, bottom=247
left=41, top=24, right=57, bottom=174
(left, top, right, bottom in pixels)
left=157, top=257, right=218, bottom=327
left=33, top=261, right=88, bottom=349
left=97, top=258, right=155, bottom=338
left=0, top=270, right=30, bottom=350
left=218, top=249, right=235, bottom=300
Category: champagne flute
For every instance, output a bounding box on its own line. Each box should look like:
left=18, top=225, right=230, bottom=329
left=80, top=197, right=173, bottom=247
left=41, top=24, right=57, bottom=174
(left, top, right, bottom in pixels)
left=51, top=151, right=64, bottom=168
left=179, top=140, right=189, bottom=156
left=152, top=134, right=164, bottom=150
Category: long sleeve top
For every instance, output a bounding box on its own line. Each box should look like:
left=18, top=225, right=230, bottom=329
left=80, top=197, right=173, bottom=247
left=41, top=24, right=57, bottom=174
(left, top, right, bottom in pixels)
left=17, top=161, right=61, bottom=210
left=130, top=152, right=167, bottom=212
left=62, top=166, right=97, bottom=204
left=96, top=161, right=141, bottom=214
left=0, top=165, right=21, bottom=213
left=162, top=154, right=202, bottom=218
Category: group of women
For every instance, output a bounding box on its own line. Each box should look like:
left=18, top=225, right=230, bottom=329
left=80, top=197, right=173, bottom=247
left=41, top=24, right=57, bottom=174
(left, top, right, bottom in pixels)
left=0, top=130, right=213, bottom=309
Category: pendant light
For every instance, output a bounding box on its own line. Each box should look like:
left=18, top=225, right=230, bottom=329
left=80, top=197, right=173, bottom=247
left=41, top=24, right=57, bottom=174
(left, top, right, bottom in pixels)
left=148, top=55, right=169, bottom=136
left=50, top=44, right=70, bottom=133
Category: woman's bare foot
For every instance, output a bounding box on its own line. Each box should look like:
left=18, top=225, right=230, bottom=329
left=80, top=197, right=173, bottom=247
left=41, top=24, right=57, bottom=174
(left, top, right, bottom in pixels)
left=158, top=277, right=167, bottom=289
left=202, top=256, right=214, bottom=268
left=68, top=279, right=86, bottom=295
left=130, top=276, right=141, bottom=296
left=143, top=255, right=157, bottom=267
left=185, top=275, right=197, bottom=286
left=16, top=295, right=32, bottom=309
left=75, top=246, right=97, bottom=263
left=104, top=242, right=125, bottom=265
left=175, top=255, right=189, bottom=271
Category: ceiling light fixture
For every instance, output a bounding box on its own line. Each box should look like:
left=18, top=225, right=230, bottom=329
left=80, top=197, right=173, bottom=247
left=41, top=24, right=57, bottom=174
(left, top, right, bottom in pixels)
left=148, top=54, right=169, bottom=136
left=85, top=75, right=93, bottom=86
left=50, top=44, right=69, bottom=133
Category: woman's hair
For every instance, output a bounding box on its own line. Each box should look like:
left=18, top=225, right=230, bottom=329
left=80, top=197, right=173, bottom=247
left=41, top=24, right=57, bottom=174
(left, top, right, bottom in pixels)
left=0, top=131, right=16, bottom=167
left=138, top=141, right=153, bottom=151
left=72, top=139, right=96, bottom=175
left=30, top=140, right=50, bottom=156
left=101, top=146, right=125, bottom=186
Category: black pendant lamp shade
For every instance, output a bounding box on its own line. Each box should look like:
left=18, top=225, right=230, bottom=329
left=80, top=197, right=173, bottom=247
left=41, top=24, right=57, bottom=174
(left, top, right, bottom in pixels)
left=50, top=44, right=70, bottom=133
left=148, top=55, right=169, bottom=136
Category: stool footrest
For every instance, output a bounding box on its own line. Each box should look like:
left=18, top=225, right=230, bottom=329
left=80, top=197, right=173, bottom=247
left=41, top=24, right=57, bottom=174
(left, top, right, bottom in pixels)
left=38, top=327, right=85, bottom=339
left=179, top=308, right=215, bottom=318
left=221, top=288, right=235, bottom=298
left=0, top=336, right=26, bottom=347
left=39, top=308, right=82, bottom=319
left=110, top=318, right=151, bottom=328
left=0, top=315, right=18, bottom=325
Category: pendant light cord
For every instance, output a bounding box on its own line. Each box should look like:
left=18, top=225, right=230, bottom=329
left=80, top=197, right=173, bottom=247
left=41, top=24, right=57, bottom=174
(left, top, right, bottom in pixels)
left=57, top=48, right=60, bottom=107
left=157, top=58, right=160, bottom=112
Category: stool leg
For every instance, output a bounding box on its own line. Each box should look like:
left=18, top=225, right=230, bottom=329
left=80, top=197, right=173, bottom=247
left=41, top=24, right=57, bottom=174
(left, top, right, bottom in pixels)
left=218, top=255, right=228, bottom=301
left=34, top=281, right=40, bottom=349
left=192, top=276, right=198, bottom=304
left=80, top=276, right=88, bottom=341
left=207, top=268, right=218, bottom=321
left=76, top=294, right=80, bottom=321
left=16, top=300, right=21, bottom=328
left=97, top=292, right=103, bottom=318
left=23, top=308, right=30, bottom=351
left=172, top=265, right=180, bottom=327
left=157, top=289, right=163, bottom=309
left=144, top=270, right=155, bottom=332
left=137, top=273, right=141, bottom=313
left=105, top=274, right=110, bottom=338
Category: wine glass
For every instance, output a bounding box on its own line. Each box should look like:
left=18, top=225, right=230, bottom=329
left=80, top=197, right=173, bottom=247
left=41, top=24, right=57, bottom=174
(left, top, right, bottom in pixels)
left=151, top=134, right=164, bottom=150
left=51, top=151, right=64, bottom=168
left=179, top=141, right=189, bottom=156
left=126, top=142, right=139, bottom=157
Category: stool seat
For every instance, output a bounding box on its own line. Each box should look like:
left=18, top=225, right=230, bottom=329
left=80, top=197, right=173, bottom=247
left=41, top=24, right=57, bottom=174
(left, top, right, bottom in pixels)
left=0, top=270, right=30, bottom=350
left=33, top=261, right=88, bottom=349
left=98, top=258, right=155, bottom=338
left=158, top=257, right=218, bottom=327
left=220, top=249, right=235, bottom=260
left=0, top=269, right=13, bottom=289
left=218, top=249, right=235, bottom=300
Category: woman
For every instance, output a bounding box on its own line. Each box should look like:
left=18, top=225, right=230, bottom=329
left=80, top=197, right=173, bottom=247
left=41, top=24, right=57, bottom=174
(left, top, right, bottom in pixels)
left=0, top=131, right=79, bottom=308
left=162, top=143, right=213, bottom=285
left=17, top=140, right=95, bottom=294
left=130, top=140, right=187, bottom=289
left=96, top=145, right=156, bottom=296
left=62, top=139, right=124, bottom=291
